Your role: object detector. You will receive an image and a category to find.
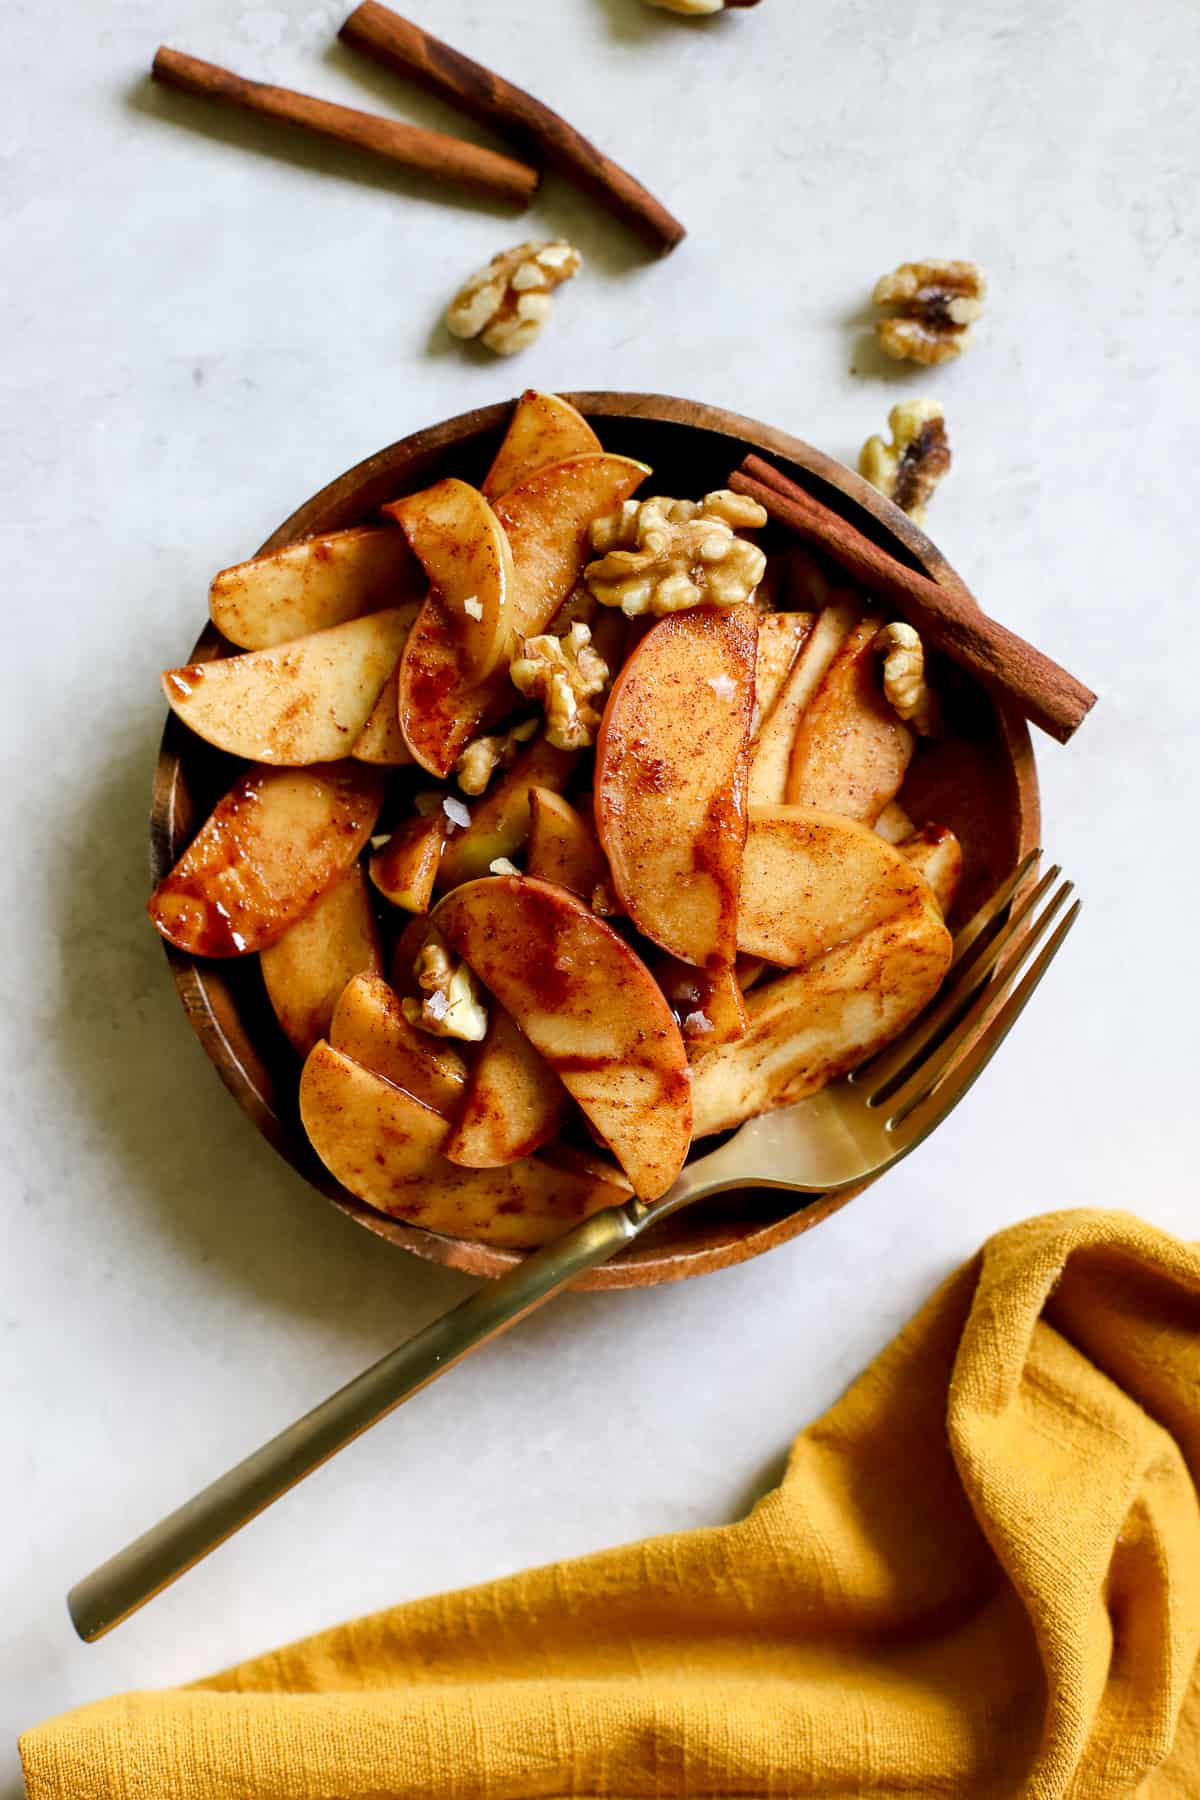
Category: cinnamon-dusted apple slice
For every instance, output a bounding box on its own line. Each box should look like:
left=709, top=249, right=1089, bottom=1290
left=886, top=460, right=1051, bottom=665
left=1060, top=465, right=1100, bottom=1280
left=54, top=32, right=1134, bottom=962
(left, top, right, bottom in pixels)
left=481, top=390, right=601, bottom=500
left=898, top=824, right=963, bottom=917
left=300, top=1042, right=630, bottom=1249
left=434, top=876, right=691, bottom=1200
left=369, top=811, right=449, bottom=913
left=738, top=807, right=931, bottom=968
left=329, top=972, right=467, bottom=1115
left=443, top=1007, right=569, bottom=1168
left=525, top=787, right=611, bottom=905
left=148, top=762, right=385, bottom=957
left=351, top=662, right=411, bottom=765
left=785, top=615, right=914, bottom=824
left=438, top=737, right=578, bottom=889
left=494, top=454, right=650, bottom=638
left=691, top=896, right=952, bottom=1138
left=595, top=604, right=758, bottom=968
left=747, top=599, right=859, bottom=807
left=210, top=525, right=422, bottom=650
left=397, top=454, right=648, bottom=777
left=260, top=864, right=382, bottom=1057
left=163, top=606, right=416, bottom=766
left=754, top=612, right=814, bottom=722
left=385, top=479, right=514, bottom=682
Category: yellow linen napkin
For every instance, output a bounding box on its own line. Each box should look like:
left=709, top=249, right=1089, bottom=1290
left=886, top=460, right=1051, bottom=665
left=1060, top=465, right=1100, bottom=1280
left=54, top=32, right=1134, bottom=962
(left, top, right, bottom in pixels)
left=22, top=1208, right=1200, bottom=1799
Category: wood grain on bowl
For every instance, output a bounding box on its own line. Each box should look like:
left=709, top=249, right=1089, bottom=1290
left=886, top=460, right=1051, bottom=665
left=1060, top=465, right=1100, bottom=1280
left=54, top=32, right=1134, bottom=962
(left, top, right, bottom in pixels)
left=150, top=394, right=1039, bottom=1289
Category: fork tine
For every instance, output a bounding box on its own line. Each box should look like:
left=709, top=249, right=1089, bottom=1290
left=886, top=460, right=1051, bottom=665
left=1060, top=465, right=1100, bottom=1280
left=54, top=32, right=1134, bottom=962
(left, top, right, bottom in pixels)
left=858, top=862, right=1065, bottom=1101
left=888, top=899, right=1082, bottom=1143
left=885, top=878, right=1077, bottom=1125
left=948, top=847, right=1042, bottom=974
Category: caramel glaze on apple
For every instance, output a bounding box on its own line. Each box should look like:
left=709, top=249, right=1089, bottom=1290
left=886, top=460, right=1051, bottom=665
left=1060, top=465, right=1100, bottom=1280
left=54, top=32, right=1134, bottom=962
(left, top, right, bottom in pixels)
left=595, top=603, right=758, bottom=971
left=434, top=874, right=692, bottom=1200
left=397, top=594, right=501, bottom=777
left=148, top=762, right=385, bottom=958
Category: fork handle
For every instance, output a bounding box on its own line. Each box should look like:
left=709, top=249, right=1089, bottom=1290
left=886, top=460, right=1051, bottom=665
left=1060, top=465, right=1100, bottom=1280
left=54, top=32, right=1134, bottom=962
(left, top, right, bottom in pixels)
left=68, top=1200, right=648, bottom=1642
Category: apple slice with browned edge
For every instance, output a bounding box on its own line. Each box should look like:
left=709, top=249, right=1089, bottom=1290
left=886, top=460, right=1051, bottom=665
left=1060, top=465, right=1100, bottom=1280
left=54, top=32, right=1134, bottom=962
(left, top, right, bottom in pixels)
left=691, top=896, right=953, bottom=1138
left=443, top=1006, right=569, bottom=1168
left=260, top=864, right=382, bottom=1057
left=595, top=604, right=758, bottom=968
left=785, top=614, right=914, bottom=824
left=747, top=599, right=859, bottom=807
left=209, top=525, right=423, bottom=651
left=438, top=738, right=578, bottom=889
left=651, top=953, right=748, bottom=1048
left=163, top=606, right=416, bottom=766
left=397, top=454, right=649, bottom=777
left=385, top=479, right=514, bottom=683
left=300, top=1042, right=630, bottom=1248
left=738, top=806, right=932, bottom=968
left=481, top=390, right=601, bottom=500
left=526, top=787, right=611, bottom=903
left=369, top=811, right=449, bottom=913
left=434, top=875, right=691, bottom=1200
left=754, top=612, right=814, bottom=722
left=898, top=824, right=963, bottom=917
left=351, top=661, right=411, bottom=765
left=329, top=971, right=467, bottom=1114
left=148, top=762, right=385, bottom=957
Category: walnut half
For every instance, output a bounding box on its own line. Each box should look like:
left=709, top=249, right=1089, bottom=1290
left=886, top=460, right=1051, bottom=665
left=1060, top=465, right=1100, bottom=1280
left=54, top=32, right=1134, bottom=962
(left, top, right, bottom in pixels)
left=584, top=490, right=767, bottom=618
left=873, top=260, right=985, bottom=365
left=454, top=717, right=539, bottom=796
left=875, top=622, right=940, bottom=736
left=510, top=623, right=610, bottom=751
left=445, top=240, right=582, bottom=357
left=401, top=943, right=488, bottom=1042
left=859, top=400, right=951, bottom=522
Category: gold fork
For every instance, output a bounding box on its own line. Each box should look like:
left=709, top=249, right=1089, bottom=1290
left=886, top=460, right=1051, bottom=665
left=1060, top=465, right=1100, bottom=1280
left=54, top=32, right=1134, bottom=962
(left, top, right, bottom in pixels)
left=68, top=851, right=1077, bottom=1641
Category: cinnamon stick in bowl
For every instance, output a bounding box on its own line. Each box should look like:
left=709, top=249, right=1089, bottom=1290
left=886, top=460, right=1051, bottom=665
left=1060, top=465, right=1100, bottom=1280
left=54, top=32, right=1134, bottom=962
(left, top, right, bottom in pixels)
left=730, top=455, right=1096, bottom=745
left=338, top=2, right=686, bottom=253
left=151, top=46, right=539, bottom=207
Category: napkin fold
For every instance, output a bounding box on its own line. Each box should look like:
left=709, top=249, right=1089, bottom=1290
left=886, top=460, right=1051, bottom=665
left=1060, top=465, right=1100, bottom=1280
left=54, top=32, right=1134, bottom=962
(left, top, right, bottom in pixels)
left=22, top=1209, right=1200, bottom=1799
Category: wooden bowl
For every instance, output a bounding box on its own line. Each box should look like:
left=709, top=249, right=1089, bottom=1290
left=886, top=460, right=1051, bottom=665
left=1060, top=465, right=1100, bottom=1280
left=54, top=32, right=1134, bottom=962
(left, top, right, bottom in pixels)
left=151, top=393, right=1039, bottom=1289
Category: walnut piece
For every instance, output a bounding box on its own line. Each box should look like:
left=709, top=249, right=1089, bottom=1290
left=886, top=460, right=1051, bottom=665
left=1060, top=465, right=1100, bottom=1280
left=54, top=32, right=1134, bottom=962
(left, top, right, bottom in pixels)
left=873, top=260, right=985, bottom=365
left=875, top=622, right=940, bottom=736
left=859, top=400, right=951, bottom=522
left=445, top=240, right=582, bottom=357
left=584, top=490, right=767, bottom=618
left=401, top=943, right=488, bottom=1042
left=509, top=623, right=610, bottom=751
left=454, top=717, right=539, bottom=796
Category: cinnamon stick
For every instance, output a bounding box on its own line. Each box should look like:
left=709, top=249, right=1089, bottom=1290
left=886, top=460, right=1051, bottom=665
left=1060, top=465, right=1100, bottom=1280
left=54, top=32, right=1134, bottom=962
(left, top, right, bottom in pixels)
left=151, top=46, right=539, bottom=208
left=338, top=3, right=686, bottom=254
left=731, top=455, right=1096, bottom=745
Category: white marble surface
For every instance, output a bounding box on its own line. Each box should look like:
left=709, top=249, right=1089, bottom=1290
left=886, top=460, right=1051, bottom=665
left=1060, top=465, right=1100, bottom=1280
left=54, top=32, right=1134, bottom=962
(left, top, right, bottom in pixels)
left=3, top=0, right=1198, bottom=1785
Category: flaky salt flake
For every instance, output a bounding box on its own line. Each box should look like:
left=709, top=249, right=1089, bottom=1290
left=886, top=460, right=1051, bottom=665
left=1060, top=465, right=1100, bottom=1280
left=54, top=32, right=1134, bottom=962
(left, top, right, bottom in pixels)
left=443, top=796, right=472, bottom=829
left=683, top=1010, right=714, bottom=1036
left=489, top=858, right=521, bottom=876
left=425, top=989, right=450, bottom=1021
left=707, top=673, right=737, bottom=700
left=462, top=595, right=484, bottom=621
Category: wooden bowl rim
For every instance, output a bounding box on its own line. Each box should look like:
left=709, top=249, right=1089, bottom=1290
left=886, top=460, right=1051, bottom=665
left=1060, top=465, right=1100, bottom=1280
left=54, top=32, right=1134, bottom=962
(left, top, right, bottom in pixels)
left=151, top=391, right=1040, bottom=1290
